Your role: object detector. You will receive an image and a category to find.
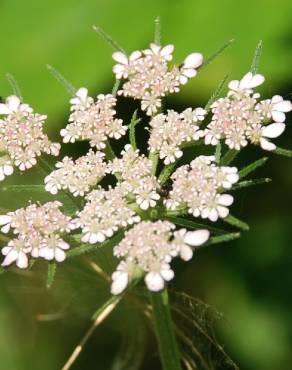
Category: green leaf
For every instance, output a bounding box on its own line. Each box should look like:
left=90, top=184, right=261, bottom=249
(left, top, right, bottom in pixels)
left=112, top=79, right=121, bottom=97
left=251, top=40, right=263, bottom=74
left=215, top=142, right=221, bottom=164
left=150, top=289, right=183, bottom=370
left=46, top=262, right=57, bottom=289
left=206, top=232, right=241, bottom=246
left=159, top=162, right=178, bottom=185
left=6, top=73, right=23, bottom=100
left=204, top=74, right=229, bottom=112
left=67, top=230, right=124, bottom=258
left=224, top=214, right=249, bottom=231
left=164, top=216, right=228, bottom=235
left=47, top=64, right=76, bottom=96
left=129, top=110, right=141, bottom=150
left=202, top=39, right=234, bottom=68
left=1, top=184, right=46, bottom=192
left=231, top=178, right=271, bottom=190
left=220, top=149, right=239, bottom=165
left=154, top=16, right=161, bottom=45
left=273, top=147, right=292, bottom=158
left=239, top=157, right=268, bottom=178
left=170, top=291, right=239, bottom=370
left=93, top=25, right=124, bottom=52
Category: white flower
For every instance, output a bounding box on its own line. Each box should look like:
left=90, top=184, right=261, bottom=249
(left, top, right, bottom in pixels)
left=143, top=43, right=174, bottom=61
left=179, top=53, right=203, bottom=84
left=173, top=228, right=210, bottom=261
left=110, top=261, right=131, bottom=295
left=0, top=214, right=12, bottom=234
left=69, top=87, right=94, bottom=109
left=38, top=236, right=70, bottom=262
left=1, top=239, right=30, bottom=269
left=259, top=122, right=286, bottom=151
left=0, top=161, right=14, bottom=181
left=0, top=95, right=32, bottom=115
left=145, top=263, right=174, bottom=292
left=201, top=194, right=234, bottom=222
left=228, top=72, right=265, bottom=93
left=112, top=50, right=142, bottom=79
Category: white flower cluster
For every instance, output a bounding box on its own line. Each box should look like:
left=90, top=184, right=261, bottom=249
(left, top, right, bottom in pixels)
left=44, top=150, right=106, bottom=196
left=60, top=88, right=127, bottom=149
left=205, top=72, right=292, bottom=151
left=108, top=144, right=160, bottom=210
left=149, top=108, right=206, bottom=164
left=112, top=43, right=203, bottom=115
left=111, top=221, right=210, bottom=294
left=165, top=156, right=239, bottom=222
left=0, top=95, right=60, bottom=181
left=76, top=187, right=140, bottom=244
left=0, top=202, right=75, bottom=268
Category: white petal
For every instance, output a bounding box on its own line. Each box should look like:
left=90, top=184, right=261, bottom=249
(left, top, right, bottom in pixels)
left=55, top=248, right=66, bottom=262
left=262, top=123, right=285, bottom=138
left=217, top=205, right=229, bottom=218
left=182, top=68, right=197, bottom=78
left=273, top=100, right=292, bottom=113
left=219, top=194, right=234, bottom=206
left=7, top=95, right=20, bottom=111
left=16, top=252, right=28, bottom=269
left=111, top=271, right=128, bottom=295
left=180, top=245, right=194, bottom=261
left=0, top=104, right=11, bottom=114
left=145, top=272, right=164, bottom=291
left=160, top=267, right=174, bottom=281
left=2, top=250, right=18, bottom=266
left=260, top=138, right=276, bottom=151
left=112, top=51, right=128, bottom=65
left=76, top=87, right=88, bottom=101
left=160, top=44, right=174, bottom=57
left=0, top=215, right=12, bottom=225
left=271, top=111, right=285, bottom=123
left=129, top=50, right=142, bottom=61
left=184, top=229, right=210, bottom=247
left=3, top=165, right=13, bottom=176
left=183, top=53, right=203, bottom=68
left=228, top=80, right=239, bottom=91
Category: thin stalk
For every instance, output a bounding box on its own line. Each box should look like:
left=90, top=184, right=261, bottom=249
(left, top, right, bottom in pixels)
left=61, top=296, right=122, bottom=370
left=150, top=289, right=183, bottom=370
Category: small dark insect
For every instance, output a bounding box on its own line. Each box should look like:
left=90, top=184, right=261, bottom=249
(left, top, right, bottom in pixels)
left=159, top=181, right=172, bottom=197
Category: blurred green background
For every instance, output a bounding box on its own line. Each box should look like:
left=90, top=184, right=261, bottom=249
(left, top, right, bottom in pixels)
left=0, top=0, right=292, bottom=369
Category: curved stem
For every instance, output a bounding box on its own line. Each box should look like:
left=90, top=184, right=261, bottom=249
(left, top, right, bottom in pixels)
left=150, top=289, right=183, bottom=370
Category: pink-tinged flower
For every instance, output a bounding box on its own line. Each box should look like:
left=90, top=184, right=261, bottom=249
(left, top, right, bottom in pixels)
left=179, top=53, right=203, bottom=85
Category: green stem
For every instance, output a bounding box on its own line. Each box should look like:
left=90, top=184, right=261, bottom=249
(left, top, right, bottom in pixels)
left=150, top=289, right=183, bottom=370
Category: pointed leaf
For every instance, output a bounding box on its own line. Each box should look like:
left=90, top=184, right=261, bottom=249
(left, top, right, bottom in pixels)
left=239, top=157, right=268, bottom=178
left=251, top=40, right=263, bottom=74
left=93, top=25, right=124, bottom=52
left=224, top=214, right=249, bottom=231
left=47, top=65, right=76, bottom=96
left=46, top=262, right=57, bottom=289
left=205, top=74, right=229, bottom=112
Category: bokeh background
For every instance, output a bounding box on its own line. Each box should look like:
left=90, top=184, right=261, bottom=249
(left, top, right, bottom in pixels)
left=0, top=0, right=292, bottom=369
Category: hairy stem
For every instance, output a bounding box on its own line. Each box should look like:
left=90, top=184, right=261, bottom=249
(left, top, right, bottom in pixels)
left=150, top=289, right=183, bottom=370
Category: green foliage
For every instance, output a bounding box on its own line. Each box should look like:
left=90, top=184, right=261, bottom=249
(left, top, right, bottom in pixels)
left=46, top=262, right=57, bottom=288
left=129, top=110, right=141, bottom=150
left=251, top=40, right=263, bottom=74
left=6, top=73, right=23, bottom=100
left=204, top=74, right=229, bottom=112
left=239, top=157, right=268, bottom=178
left=224, top=214, right=249, bottom=231
left=47, top=64, right=76, bottom=96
